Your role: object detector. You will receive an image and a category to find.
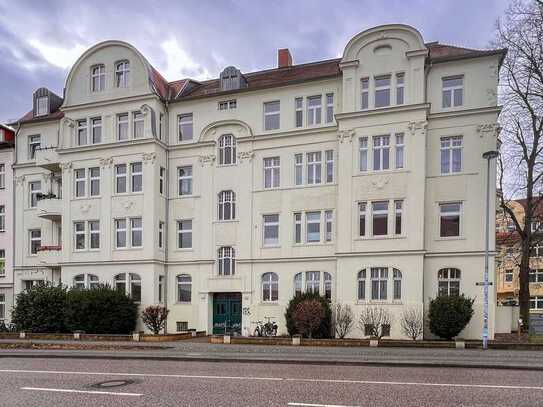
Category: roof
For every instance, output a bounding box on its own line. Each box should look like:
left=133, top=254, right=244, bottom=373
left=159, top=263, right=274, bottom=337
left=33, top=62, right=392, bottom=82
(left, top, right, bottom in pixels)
left=513, top=198, right=543, bottom=217
left=13, top=41, right=506, bottom=126
left=0, top=123, right=14, bottom=132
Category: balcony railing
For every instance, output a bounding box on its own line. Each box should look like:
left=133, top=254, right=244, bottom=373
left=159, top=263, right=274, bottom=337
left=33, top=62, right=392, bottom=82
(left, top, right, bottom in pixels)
left=35, top=146, right=60, bottom=171
left=36, top=245, right=62, bottom=266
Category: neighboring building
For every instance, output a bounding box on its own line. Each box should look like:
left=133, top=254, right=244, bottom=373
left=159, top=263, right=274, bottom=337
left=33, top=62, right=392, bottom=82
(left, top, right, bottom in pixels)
left=10, top=24, right=504, bottom=339
left=496, top=199, right=543, bottom=310
left=0, top=124, right=15, bottom=324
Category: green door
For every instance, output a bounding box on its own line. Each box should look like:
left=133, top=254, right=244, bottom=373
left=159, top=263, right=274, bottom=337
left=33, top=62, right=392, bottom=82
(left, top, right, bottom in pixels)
left=213, top=293, right=242, bottom=335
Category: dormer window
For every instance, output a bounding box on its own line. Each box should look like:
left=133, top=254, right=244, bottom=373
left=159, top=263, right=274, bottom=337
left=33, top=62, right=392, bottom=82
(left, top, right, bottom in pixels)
left=36, top=96, right=49, bottom=116
left=220, top=66, right=247, bottom=91
left=115, top=61, right=130, bottom=88
left=91, top=64, right=105, bottom=92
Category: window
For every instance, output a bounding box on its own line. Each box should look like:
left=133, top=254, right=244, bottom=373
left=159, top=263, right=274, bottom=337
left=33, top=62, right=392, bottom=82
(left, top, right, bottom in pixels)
left=133, top=111, right=144, bottom=139
left=440, top=136, right=463, bottom=174
left=294, top=153, right=303, bottom=185
left=158, top=221, right=164, bottom=249
left=91, top=65, right=105, bottom=91
left=295, top=97, right=303, bottom=127
left=394, top=201, right=403, bottom=235
left=159, top=167, right=165, bottom=195
left=117, top=114, right=129, bottom=141
left=218, top=246, right=235, bottom=276
left=263, top=157, right=280, bottom=188
left=74, top=221, right=86, bottom=250
left=361, top=78, right=369, bottom=110
left=218, top=190, right=236, bottom=221
left=218, top=134, right=237, bottom=165
left=530, top=244, right=543, bottom=258
left=306, top=271, right=320, bottom=294
left=74, top=169, right=86, bottom=197
left=0, top=250, right=5, bottom=277
left=371, top=267, right=388, bottom=300
left=0, top=206, right=4, bottom=232
left=73, top=274, right=99, bottom=289
left=0, top=294, right=4, bottom=320
left=395, top=133, right=404, bottom=169
left=438, top=268, right=461, bottom=296
left=115, top=61, right=129, bottom=88
left=91, top=117, right=102, bottom=144
left=393, top=269, right=402, bottom=300
left=373, top=135, right=390, bottom=171
left=131, top=218, right=143, bottom=247
left=177, top=274, right=192, bottom=302
left=306, top=212, right=321, bottom=243
left=357, top=270, right=366, bottom=300
left=218, top=100, right=237, bottom=110
left=442, top=76, right=463, bottom=108
left=29, top=229, right=41, bottom=254
left=263, top=214, right=279, bottom=246
left=374, top=75, right=391, bottom=108
left=359, top=202, right=367, bottom=237
left=264, top=101, right=280, bottom=131
left=114, top=273, right=141, bottom=302
left=115, top=219, right=127, bottom=248
left=529, top=269, right=543, bottom=283
left=29, top=181, right=41, bottom=208
left=325, top=150, right=334, bottom=183
left=372, top=201, right=388, bottom=236
left=0, top=164, right=4, bottom=189
left=36, top=96, right=48, bottom=116
left=530, top=296, right=543, bottom=310
left=324, top=272, right=332, bottom=300
left=158, top=275, right=164, bottom=303
left=178, top=166, right=193, bottom=195
left=177, top=220, right=192, bottom=249
left=504, top=269, right=514, bottom=283
left=28, top=135, right=40, bottom=159
left=89, top=167, right=100, bottom=196
left=325, top=210, right=333, bottom=242
left=359, top=137, right=368, bottom=171
left=326, top=93, right=334, bottom=123
left=89, top=221, right=100, bottom=249
left=262, top=272, right=279, bottom=302
left=294, top=213, right=302, bottom=244
left=115, top=164, right=127, bottom=194
left=131, top=162, right=143, bottom=192
left=77, top=119, right=88, bottom=146
left=293, top=271, right=331, bottom=298
left=178, top=114, right=193, bottom=141
left=115, top=218, right=143, bottom=249
left=440, top=202, right=462, bottom=237
left=176, top=321, right=189, bottom=332
left=307, top=152, right=322, bottom=184
left=307, top=96, right=322, bottom=126
left=294, top=273, right=303, bottom=296
left=396, top=73, right=405, bottom=105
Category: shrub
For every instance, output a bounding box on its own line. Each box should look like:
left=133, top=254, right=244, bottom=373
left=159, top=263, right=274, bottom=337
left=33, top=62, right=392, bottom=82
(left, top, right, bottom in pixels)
left=428, top=295, right=475, bottom=340
left=400, top=307, right=425, bottom=340
left=285, top=292, right=332, bottom=338
left=333, top=303, right=354, bottom=339
left=358, top=306, right=393, bottom=339
left=65, top=285, right=138, bottom=334
left=293, top=299, right=325, bottom=338
left=141, top=306, right=169, bottom=334
left=11, top=283, right=68, bottom=333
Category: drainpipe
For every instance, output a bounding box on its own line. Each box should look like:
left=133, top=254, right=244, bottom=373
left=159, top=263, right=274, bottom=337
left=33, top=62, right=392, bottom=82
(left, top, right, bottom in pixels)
left=163, top=100, right=170, bottom=333
left=12, top=122, right=21, bottom=305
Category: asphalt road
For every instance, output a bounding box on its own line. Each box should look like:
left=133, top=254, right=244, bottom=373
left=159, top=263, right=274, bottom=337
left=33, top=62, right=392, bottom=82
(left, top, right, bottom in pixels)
left=0, top=357, right=542, bottom=406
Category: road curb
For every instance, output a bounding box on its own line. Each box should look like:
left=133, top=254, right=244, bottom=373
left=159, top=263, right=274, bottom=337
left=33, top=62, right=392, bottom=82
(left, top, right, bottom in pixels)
left=0, top=352, right=542, bottom=371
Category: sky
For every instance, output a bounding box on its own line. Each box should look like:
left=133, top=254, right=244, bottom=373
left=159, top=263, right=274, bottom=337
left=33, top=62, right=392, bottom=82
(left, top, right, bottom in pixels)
left=0, top=0, right=510, bottom=123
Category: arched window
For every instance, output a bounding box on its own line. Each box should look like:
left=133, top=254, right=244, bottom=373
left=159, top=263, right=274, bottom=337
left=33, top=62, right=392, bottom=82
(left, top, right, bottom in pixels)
left=293, top=271, right=331, bottom=299
left=91, top=64, right=105, bottom=92
left=218, top=246, right=235, bottom=276
left=177, top=274, right=192, bottom=302
left=370, top=267, right=388, bottom=300
left=218, top=190, right=236, bottom=220
left=115, top=60, right=130, bottom=88
left=218, top=134, right=236, bottom=165
left=324, top=272, right=332, bottom=300
left=73, top=274, right=99, bottom=289
left=393, top=269, right=402, bottom=300
left=262, top=272, right=278, bottom=302
left=438, top=268, right=461, bottom=296
left=357, top=269, right=366, bottom=300
left=114, top=273, right=141, bottom=302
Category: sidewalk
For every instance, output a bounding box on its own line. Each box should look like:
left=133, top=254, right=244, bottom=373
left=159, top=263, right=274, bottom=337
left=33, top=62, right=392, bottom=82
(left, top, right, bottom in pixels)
left=1, top=338, right=543, bottom=370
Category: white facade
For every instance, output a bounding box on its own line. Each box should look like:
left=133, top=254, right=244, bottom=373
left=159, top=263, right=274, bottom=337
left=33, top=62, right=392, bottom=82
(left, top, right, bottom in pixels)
left=11, top=24, right=503, bottom=339
left=0, top=135, right=14, bottom=324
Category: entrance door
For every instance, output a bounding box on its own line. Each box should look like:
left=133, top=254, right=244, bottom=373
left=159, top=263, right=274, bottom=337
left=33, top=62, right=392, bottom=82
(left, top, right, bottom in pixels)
left=213, top=293, right=242, bottom=335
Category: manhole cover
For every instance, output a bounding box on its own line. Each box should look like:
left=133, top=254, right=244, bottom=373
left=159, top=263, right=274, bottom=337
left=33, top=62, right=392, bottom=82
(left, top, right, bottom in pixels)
left=91, top=379, right=135, bottom=389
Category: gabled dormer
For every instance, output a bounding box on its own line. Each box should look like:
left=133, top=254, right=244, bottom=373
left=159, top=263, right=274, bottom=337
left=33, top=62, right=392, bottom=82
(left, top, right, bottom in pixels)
left=220, top=66, right=247, bottom=92
left=33, top=88, right=62, bottom=118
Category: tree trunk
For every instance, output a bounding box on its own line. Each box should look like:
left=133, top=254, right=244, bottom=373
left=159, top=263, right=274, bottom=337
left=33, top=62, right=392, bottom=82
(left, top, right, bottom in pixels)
left=519, top=240, right=531, bottom=330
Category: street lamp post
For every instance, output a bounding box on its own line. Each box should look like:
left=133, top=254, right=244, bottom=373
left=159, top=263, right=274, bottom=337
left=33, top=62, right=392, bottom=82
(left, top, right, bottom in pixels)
left=482, top=150, right=499, bottom=350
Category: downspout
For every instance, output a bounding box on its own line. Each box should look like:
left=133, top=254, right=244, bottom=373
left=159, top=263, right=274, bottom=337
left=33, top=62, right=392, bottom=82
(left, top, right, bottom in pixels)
left=12, top=122, right=21, bottom=305
left=163, top=100, right=170, bottom=333
left=422, top=60, right=432, bottom=323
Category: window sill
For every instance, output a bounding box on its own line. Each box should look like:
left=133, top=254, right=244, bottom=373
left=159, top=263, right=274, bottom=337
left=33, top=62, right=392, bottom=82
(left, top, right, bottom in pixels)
left=355, top=169, right=409, bottom=177
left=262, top=244, right=281, bottom=249
left=216, top=163, right=238, bottom=168
left=356, top=300, right=403, bottom=305
left=175, top=248, right=194, bottom=252
left=72, top=196, right=101, bottom=201
left=293, top=242, right=334, bottom=247
left=260, top=301, right=279, bottom=306
left=434, top=236, right=465, bottom=241
left=175, top=194, right=200, bottom=200
left=213, top=220, right=239, bottom=224
left=113, top=192, right=144, bottom=197
left=175, top=301, right=192, bottom=305
left=355, top=235, right=406, bottom=241
left=113, top=247, right=143, bottom=251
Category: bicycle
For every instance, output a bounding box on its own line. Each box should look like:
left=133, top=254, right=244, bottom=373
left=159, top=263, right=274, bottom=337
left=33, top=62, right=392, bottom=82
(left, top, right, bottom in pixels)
left=252, top=317, right=278, bottom=337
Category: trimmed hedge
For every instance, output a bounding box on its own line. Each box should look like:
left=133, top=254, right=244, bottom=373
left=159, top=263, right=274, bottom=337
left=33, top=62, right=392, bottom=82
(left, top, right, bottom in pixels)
left=428, top=294, right=475, bottom=340
left=285, top=292, right=332, bottom=338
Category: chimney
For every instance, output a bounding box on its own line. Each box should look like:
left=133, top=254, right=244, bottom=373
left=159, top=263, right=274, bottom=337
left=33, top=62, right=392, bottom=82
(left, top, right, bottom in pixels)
left=278, top=48, right=292, bottom=68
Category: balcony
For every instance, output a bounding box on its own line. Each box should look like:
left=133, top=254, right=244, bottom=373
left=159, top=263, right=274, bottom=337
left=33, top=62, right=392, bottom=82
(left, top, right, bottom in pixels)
left=35, top=146, right=60, bottom=171
left=36, top=195, right=62, bottom=221
left=36, top=246, right=62, bottom=266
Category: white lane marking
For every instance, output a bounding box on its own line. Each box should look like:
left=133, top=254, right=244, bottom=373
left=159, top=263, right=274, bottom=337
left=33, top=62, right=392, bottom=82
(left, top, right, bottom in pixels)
left=21, top=387, right=142, bottom=397
left=288, top=403, right=359, bottom=407
left=2, top=369, right=542, bottom=391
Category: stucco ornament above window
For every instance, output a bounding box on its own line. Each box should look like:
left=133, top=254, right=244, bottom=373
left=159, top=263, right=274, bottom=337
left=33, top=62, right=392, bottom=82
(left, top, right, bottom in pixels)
left=338, top=129, right=355, bottom=143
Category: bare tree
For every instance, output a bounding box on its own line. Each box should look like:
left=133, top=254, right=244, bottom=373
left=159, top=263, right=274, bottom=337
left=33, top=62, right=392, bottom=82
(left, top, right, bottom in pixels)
left=358, top=306, right=393, bottom=339
left=333, top=303, right=355, bottom=339
left=141, top=305, right=169, bottom=335
left=293, top=299, right=325, bottom=338
left=494, top=0, right=543, bottom=327
left=400, top=307, right=425, bottom=340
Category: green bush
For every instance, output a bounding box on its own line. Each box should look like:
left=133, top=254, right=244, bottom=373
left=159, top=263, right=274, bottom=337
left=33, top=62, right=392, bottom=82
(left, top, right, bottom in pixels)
left=65, top=285, right=138, bottom=334
left=11, top=283, right=68, bottom=333
left=285, top=292, right=332, bottom=338
left=428, top=295, right=475, bottom=340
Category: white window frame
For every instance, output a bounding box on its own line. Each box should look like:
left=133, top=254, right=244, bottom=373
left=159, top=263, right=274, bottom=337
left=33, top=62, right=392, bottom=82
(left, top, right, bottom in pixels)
left=177, top=219, right=193, bottom=249
left=89, top=220, right=100, bottom=250
left=440, top=136, right=463, bottom=174
left=325, top=150, right=334, bottom=183
left=74, top=221, right=86, bottom=251
left=76, top=119, right=88, bottom=146
left=218, top=190, right=236, bottom=221
left=294, top=153, right=303, bottom=185
left=293, top=271, right=331, bottom=299
left=218, top=134, right=237, bottom=165
left=91, top=64, right=105, bottom=92
left=306, top=151, right=322, bottom=185
left=294, top=212, right=302, bottom=244
left=325, top=210, right=333, bottom=242
left=306, top=211, right=321, bottom=243
left=372, top=135, right=390, bottom=171
left=115, top=164, right=127, bottom=194
left=394, top=200, right=403, bottom=235
left=29, top=181, right=41, bottom=208
left=159, top=167, right=165, bottom=195
left=28, top=135, right=41, bottom=160
left=295, top=97, right=303, bottom=127
left=326, top=93, right=334, bottom=123
left=374, top=75, right=391, bottom=108
left=178, top=114, right=193, bottom=141
left=131, top=162, right=143, bottom=193
left=115, top=60, right=130, bottom=88
left=73, top=274, right=99, bottom=290
left=307, top=95, right=322, bottom=126
left=0, top=206, right=4, bottom=232
left=114, top=219, right=127, bottom=249
left=158, top=221, right=164, bottom=249
left=263, top=214, right=280, bottom=247
left=263, top=157, right=280, bottom=188
left=358, top=202, right=367, bottom=237
left=117, top=113, right=129, bottom=141
left=91, top=117, right=102, bottom=144
left=438, top=268, right=461, bottom=296
left=264, top=101, right=280, bottom=131
left=131, top=217, right=143, bottom=248
left=133, top=111, right=144, bottom=139
left=89, top=167, right=100, bottom=197
left=396, top=73, right=405, bottom=105
left=371, top=267, right=388, bottom=300
left=0, top=164, right=4, bottom=189
left=359, top=137, right=368, bottom=172
left=0, top=250, right=5, bottom=277
left=372, top=201, right=389, bottom=236
left=262, top=272, right=279, bottom=302
left=439, top=202, right=463, bottom=238
left=29, top=229, right=41, bottom=255
left=442, top=76, right=464, bottom=108
left=218, top=246, right=236, bottom=276
left=395, top=133, right=404, bottom=169
left=0, top=293, right=5, bottom=320
left=178, top=166, right=193, bottom=196
left=361, top=78, right=369, bottom=110
left=74, top=168, right=86, bottom=198
left=177, top=274, right=192, bottom=302
left=36, top=96, right=48, bottom=116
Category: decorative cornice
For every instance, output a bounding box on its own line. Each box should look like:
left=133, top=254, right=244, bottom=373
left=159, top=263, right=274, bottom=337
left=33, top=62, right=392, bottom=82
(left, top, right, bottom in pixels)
left=338, top=129, right=355, bottom=143
left=142, top=152, right=156, bottom=165
left=61, top=117, right=76, bottom=128
left=99, top=157, right=114, bottom=168
left=198, top=154, right=216, bottom=166
left=140, top=104, right=152, bottom=116
left=407, top=120, right=428, bottom=135
left=237, top=151, right=254, bottom=162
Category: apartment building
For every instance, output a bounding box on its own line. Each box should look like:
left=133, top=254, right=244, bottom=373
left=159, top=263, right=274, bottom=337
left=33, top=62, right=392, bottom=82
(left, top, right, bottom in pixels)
left=0, top=124, right=15, bottom=324
left=9, top=24, right=504, bottom=338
